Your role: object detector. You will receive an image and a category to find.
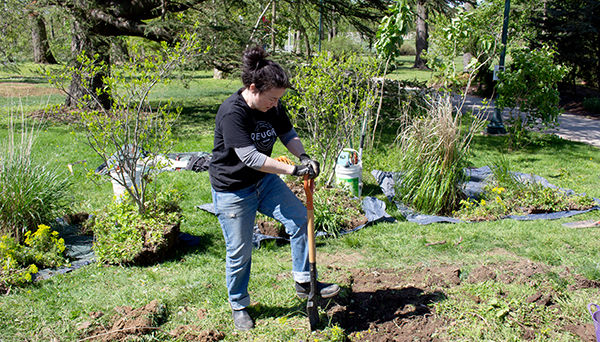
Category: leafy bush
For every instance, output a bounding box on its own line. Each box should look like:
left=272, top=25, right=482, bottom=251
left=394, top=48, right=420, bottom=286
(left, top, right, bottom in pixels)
left=583, top=97, right=600, bottom=114
left=285, top=53, right=378, bottom=185
left=394, top=96, right=485, bottom=215
left=496, top=45, right=567, bottom=149
left=0, top=114, right=71, bottom=242
left=21, top=224, right=66, bottom=268
left=92, top=189, right=182, bottom=265
left=49, top=32, right=204, bottom=214
left=1, top=224, right=67, bottom=291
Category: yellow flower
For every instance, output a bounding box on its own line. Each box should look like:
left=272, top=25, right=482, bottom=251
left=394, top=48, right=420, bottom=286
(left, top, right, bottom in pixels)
left=480, top=199, right=486, bottom=206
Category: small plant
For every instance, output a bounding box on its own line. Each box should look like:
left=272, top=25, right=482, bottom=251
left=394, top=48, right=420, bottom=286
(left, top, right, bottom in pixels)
left=456, top=159, right=596, bottom=221
left=21, top=224, right=66, bottom=268
left=313, top=187, right=364, bottom=237
left=1, top=224, right=67, bottom=291
left=0, top=112, right=71, bottom=242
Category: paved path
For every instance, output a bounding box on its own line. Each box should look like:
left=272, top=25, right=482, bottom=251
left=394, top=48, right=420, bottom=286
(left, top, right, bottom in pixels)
left=453, top=94, right=600, bottom=148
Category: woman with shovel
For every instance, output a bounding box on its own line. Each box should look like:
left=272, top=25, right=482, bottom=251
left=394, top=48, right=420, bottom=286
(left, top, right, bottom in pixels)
left=209, top=46, right=340, bottom=331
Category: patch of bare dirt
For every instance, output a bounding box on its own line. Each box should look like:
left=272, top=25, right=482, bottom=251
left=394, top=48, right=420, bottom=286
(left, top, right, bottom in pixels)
left=0, top=82, right=61, bottom=98
left=81, top=301, right=224, bottom=342
left=325, top=261, right=598, bottom=341
left=467, top=259, right=549, bottom=285
left=83, top=300, right=166, bottom=341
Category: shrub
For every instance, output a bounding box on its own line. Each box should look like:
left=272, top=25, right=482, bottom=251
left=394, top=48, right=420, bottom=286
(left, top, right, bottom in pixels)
left=394, top=96, right=485, bottom=215
left=313, top=187, right=363, bottom=238
left=0, top=114, right=71, bottom=242
left=285, top=53, right=378, bottom=185
left=583, top=97, right=600, bottom=114
left=92, top=189, right=182, bottom=265
left=496, top=45, right=567, bottom=149
left=48, top=31, right=204, bottom=215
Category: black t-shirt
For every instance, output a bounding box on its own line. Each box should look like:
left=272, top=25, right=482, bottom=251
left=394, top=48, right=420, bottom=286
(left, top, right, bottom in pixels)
left=209, top=88, right=293, bottom=191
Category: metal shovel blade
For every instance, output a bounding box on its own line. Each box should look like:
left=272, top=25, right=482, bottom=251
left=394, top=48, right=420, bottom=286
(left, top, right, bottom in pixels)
left=307, top=262, right=319, bottom=330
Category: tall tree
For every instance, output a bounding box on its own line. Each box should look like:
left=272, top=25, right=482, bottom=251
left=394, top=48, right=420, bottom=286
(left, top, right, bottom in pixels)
left=533, top=0, right=600, bottom=88
left=28, top=10, right=58, bottom=64
left=51, top=0, right=198, bottom=109
left=412, top=0, right=474, bottom=70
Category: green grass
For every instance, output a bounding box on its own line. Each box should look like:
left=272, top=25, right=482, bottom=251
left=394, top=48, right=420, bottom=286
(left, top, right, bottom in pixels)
left=1, top=65, right=600, bottom=341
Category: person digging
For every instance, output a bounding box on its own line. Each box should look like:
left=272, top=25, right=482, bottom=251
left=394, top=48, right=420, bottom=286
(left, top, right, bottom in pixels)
left=208, top=46, right=340, bottom=331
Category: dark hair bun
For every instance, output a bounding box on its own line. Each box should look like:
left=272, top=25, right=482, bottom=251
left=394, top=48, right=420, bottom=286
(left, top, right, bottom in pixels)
left=243, top=46, right=268, bottom=71
left=241, top=46, right=290, bottom=92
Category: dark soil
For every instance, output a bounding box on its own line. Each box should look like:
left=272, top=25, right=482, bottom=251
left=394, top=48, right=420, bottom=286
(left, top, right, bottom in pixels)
left=323, top=254, right=598, bottom=341
left=81, top=300, right=224, bottom=342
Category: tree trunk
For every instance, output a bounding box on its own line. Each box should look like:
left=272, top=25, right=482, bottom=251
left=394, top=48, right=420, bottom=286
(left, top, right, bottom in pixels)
left=30, top=12, right=57, bottom=64
left=271, top=0, right=276, bottom=53
left=65, top=19, right=111, bottom=110
left=413, top=0, right=428, bottom=69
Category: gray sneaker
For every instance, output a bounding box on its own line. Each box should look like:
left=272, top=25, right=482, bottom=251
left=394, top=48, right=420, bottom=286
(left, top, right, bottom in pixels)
left=295, top=281, right=340, bottom=299
left=232, top=308, right=254, bottom=331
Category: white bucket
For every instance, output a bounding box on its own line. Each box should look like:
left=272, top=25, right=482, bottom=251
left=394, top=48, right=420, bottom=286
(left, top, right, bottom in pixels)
left=335, top=148, right=362, bottom=197
left=110, top=166, right=143, bottom=201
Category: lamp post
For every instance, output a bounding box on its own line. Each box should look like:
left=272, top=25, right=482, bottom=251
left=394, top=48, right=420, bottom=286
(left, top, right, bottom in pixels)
left=486, top=0, right=510, bottom=135
left=318, top=0, right=323, bottom=52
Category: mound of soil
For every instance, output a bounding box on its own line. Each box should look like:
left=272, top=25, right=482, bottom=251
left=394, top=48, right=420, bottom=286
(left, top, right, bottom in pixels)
left=132, top=222, right=181, bottom=266
left=83, top=300, right=166, bottom=341
left=81, top=300, right=224, bottom=342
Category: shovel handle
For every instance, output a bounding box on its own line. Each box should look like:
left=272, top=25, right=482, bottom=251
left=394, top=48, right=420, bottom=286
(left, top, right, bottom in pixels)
left=589, top=303, right=600, bottom=316
left=304, top=175, right=316, bottom=263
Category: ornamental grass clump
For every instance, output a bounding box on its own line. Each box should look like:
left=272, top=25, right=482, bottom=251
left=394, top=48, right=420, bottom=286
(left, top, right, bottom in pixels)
left=394, top=96, right=484, bottom=215
left=0, top=112, right=71, bottom=242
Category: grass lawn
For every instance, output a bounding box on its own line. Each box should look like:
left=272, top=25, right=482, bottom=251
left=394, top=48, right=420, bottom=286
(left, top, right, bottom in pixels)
left=1, top=65, right=599, bottom=341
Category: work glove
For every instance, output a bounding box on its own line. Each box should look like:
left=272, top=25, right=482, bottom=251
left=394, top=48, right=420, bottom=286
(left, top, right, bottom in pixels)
left=292, top=164, right=316, bottom=179
left=299, top=153, right=320, bottom=179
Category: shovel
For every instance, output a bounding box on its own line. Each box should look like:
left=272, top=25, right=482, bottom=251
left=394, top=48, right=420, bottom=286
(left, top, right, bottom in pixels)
left=303, top=175, right=319, bottom=330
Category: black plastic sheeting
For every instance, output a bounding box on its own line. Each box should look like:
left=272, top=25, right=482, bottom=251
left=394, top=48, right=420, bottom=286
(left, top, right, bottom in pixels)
left=372, top=167, right=600, bottom=225
left=197, top=196, right=396, bottom=248
left=33, top=219, right=95, bottom=281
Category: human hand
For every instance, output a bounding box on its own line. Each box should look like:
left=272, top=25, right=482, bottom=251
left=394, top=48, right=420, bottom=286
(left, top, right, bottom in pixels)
left=292, top=164, right=316, bottom=179
left=299, top=153, right=320, bottom=179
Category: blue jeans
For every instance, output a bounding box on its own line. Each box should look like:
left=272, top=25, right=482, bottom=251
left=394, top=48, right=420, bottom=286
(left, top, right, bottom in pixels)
left=212, top=173, right=310, bottom=310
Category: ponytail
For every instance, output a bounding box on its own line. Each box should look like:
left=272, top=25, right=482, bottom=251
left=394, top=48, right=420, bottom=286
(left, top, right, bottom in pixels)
left=241, top=46, right=291, bottom=92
